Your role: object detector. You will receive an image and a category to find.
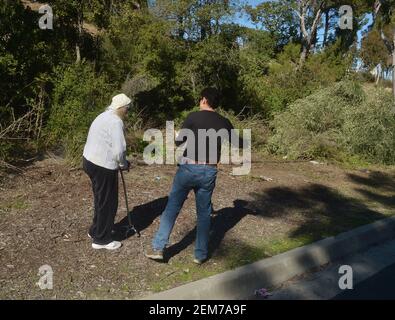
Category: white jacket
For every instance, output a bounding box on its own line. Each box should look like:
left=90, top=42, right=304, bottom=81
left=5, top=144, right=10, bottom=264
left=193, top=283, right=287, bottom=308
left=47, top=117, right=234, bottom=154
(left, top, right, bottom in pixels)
left=83, top=110, right=127, bottom=170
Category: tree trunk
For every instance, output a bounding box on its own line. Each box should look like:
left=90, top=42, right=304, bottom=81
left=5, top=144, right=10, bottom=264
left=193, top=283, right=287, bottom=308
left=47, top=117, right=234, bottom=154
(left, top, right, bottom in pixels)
left=297, top=1, right=323, bottom=68
left=375, top=66, right=380, bottom=86
left=393, top=29, right=395, bottom=102
left=299, top=45, right=308, bottom=66
left=76, top=44, right=81, bottom=64
left=75, top=5, right=83, bottom=64
left=178, top=16, right=185, bottom=39
left=201, top=26, right=206, bottom=40
left=310, top=26, right=318, bottom=52
left=323, top=10, right=329, bottom=47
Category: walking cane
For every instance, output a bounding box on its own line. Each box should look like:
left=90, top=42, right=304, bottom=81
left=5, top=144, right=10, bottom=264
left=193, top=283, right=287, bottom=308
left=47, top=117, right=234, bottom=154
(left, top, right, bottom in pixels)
left=119, top=168, right=140, bottom=237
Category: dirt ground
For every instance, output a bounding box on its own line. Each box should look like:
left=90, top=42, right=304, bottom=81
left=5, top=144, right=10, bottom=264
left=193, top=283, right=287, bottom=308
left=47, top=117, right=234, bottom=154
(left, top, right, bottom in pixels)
left=1, top=157, right=395, bottom=299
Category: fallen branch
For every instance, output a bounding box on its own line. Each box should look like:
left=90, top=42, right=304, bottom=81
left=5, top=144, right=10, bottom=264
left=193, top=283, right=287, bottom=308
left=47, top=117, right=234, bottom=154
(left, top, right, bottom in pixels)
left=0, top=160, right=24, bottom=173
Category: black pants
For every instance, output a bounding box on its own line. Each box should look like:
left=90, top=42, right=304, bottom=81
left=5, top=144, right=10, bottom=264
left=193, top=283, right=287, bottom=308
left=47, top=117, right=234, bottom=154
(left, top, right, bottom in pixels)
left=83, top=157, right=118, bottom=245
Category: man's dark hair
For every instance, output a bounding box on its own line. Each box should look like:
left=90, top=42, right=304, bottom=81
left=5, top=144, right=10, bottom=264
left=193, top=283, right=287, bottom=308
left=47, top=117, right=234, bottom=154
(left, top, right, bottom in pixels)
left=200, top=87, right=220, bottom=109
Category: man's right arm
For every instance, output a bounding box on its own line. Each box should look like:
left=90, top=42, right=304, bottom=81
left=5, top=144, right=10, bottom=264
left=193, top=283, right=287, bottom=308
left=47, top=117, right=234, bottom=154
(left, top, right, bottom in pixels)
left=112, top=121, right=129, bottom=169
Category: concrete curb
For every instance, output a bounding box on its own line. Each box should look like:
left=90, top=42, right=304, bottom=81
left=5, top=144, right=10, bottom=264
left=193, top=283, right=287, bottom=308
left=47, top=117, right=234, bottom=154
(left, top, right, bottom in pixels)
left=143, top=216, right=395, bottom=300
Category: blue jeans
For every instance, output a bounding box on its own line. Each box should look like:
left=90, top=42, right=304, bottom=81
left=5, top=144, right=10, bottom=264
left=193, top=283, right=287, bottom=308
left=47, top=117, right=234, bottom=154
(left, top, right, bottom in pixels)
left=152, top=164, right=217, bottom=260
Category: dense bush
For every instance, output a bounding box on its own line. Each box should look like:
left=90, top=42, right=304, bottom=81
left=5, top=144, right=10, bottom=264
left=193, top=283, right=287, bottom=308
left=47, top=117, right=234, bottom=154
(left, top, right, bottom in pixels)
left=45, top=62, right=113, bottom=165
left=268, top=81, right=395, bottom=165
left=343, top=87, right=395, bottom=164
left=258, top=42, right=352, bottom=116
left=1, top=1, right=393, bottom=169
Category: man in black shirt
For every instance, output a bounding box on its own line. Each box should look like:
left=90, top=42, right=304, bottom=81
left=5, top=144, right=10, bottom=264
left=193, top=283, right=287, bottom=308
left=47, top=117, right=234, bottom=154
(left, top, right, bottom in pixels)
left=145, top=88, right=246, bottom=264
left=176, top=103, right=244, bottom=164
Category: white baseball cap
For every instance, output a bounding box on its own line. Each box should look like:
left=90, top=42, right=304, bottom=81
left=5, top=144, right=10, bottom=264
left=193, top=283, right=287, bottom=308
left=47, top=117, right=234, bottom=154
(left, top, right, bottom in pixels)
left=107, top=93, right=132, bottom=111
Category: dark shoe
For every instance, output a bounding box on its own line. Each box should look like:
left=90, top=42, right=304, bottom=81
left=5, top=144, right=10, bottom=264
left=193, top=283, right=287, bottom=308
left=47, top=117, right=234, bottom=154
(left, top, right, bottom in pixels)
left=145, top=248, right=164, bottom=261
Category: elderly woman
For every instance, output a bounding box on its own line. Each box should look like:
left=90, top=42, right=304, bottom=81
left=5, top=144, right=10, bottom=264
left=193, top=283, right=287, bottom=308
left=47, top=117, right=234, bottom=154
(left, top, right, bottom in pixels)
left=82, top=93, right=131, bottom=250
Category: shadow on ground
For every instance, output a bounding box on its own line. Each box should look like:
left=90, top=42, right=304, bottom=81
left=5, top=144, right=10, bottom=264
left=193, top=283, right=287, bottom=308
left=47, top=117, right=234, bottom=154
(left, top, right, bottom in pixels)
left=164, top=200, right=256, bottom=261
left=248, top=183, right=385, bottom=241
left=347, top=171, right=395, bottom=208
left=347, top=171, right=395, bottom=193
left=113, top=196, right=168, bottom=241
left=159, top=170, right=395, bottom=264
left=209, top=171, right=395, bottom=299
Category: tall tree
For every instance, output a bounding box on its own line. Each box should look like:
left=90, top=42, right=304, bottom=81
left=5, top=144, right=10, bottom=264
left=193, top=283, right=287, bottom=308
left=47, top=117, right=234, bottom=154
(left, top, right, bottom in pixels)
left=152, top=0, right=238, bottom=41
left=296, top=0, right=327, bottom=66
left=45, top=0, right=146, bottom=63
left=371, top=0, right=395, bottom=99
left=361, top=27, right=391, bottom=79
left=246, top=0, right=299, bottom=50
left=247, top=0, right=327, bottom=66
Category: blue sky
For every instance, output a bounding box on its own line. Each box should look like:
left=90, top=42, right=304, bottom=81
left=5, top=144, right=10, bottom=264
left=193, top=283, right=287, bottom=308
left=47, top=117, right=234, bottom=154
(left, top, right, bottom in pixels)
left=235, top=0, right=262, bottom=28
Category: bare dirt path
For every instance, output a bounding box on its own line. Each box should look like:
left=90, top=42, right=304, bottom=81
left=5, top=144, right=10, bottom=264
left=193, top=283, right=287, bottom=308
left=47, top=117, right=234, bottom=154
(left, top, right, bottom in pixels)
left=1, top=158, right=394, bottom=299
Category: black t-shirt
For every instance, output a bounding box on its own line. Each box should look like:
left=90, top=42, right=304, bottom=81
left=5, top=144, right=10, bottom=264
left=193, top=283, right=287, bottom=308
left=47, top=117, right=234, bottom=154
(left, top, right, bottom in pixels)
left=176, top=110, right=244, bottom=164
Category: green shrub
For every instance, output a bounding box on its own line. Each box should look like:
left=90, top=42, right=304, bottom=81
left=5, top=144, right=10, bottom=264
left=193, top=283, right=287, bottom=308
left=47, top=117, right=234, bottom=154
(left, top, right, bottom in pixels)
left=343, top=87, right=395, bottom=164
left=218, top=108, right=269, bottom=151
left=269, top=80, right=395, bottom=165
left=0, top=140, right=14, bottom=163
left=256, top=43, right=352, bottom=116
left=45, top=62, right=113, bottom=166
left=124, top=110, right=150, bottom=156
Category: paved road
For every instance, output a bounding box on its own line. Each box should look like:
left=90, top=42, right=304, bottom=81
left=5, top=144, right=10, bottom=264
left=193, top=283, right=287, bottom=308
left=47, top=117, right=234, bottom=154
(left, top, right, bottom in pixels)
left=333, top=262, right=395, bottom=300
left=262, top=238, right=395, bottom=300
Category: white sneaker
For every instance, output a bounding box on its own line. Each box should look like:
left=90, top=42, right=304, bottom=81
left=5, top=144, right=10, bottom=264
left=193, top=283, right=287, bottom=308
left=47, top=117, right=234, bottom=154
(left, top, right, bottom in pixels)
left=92, top=241, right=122, bottom=250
